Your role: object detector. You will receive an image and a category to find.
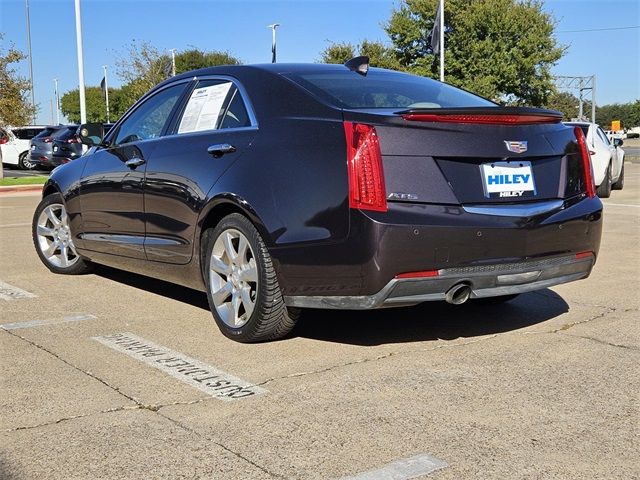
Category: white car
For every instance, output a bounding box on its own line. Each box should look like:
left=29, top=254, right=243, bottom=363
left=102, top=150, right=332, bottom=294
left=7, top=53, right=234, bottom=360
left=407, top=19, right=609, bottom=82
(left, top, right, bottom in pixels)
left=0, top=125, right=47, bottom=170
left=566, top=122, right=624, bottom=197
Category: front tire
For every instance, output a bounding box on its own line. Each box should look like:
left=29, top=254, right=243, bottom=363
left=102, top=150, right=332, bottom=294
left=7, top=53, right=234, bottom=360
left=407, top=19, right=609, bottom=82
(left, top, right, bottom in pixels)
left=596, top=162, right=612, bottom=198
left=612, top=163, right=624, bottom=190
left=203, top=213, right=299, bottom=343
left=18, top=151, right=37, bottom=170
left=32, top=193, right=92, bottom=275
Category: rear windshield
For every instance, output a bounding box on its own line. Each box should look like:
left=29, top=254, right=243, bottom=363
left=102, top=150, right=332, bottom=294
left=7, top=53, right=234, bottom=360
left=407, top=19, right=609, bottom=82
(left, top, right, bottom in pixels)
left=283, top=68, right=496, bottom=109
left=34, top=127, right=61, bottom=139
left=55, top=126, right=79, bottom=140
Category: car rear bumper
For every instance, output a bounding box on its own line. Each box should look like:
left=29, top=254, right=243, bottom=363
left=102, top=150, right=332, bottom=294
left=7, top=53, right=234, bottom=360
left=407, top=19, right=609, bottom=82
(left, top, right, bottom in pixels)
left=284, top=252, right=594, bottom=309
left=277, top=195, right=602, bottom=306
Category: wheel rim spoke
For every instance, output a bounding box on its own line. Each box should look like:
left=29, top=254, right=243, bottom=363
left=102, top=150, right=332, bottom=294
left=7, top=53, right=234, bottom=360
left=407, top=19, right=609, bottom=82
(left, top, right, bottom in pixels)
left=212, top=281, right=232, bottom=305
left=37, top=225, right=55, bottom=237
left=45, top=207, right=61, bottom=226
left=238, top=260, right=257, bottom=283
left=223, top=232, right=238, bottom=264
left=210, top=255, right=230, bottom=275
left=43, top=240, right=60, bottom=257
left=231, top=292, right=243, bottom=325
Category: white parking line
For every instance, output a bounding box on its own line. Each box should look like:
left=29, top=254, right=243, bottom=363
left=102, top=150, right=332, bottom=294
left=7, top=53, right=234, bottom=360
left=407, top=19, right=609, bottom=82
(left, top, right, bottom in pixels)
left=340, top=454, right=448, bottom=480
left=603, top=203, right=640, bottom=208
left=1, top=314, right=97, bottom=330
left=0, top=281, right=36, bottom=301
left=0, top=223, right=31, bottom=228
left=93, top=333, right=267, bottom=401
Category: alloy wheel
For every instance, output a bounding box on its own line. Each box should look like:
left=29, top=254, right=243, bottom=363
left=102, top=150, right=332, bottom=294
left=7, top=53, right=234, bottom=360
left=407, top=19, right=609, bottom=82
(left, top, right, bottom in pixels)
left=36, top=203, right=80, bottom=268
left=209, top=228, right=258, bottom=328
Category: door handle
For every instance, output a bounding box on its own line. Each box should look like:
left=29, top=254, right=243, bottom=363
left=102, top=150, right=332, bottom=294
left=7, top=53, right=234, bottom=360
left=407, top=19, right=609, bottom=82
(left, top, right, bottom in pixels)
left=207, top=143, right=236, bottom=158
left=125, top=157, right=146, bottom=169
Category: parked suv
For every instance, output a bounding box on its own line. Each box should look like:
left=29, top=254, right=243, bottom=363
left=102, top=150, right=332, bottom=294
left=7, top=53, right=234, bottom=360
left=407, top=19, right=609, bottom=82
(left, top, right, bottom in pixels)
left=51, top=123, right=113, bottom=166
left=30, top=125, right=77, bottom=169
left=0, top=125, right=47, bottom=170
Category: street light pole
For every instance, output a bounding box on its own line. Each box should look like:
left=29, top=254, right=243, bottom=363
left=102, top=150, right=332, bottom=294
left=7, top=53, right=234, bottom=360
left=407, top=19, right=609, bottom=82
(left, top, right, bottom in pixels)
left=267, top=24, right=280, bottom=63
left=102, top=65, right=110, bottom=123
left=25, top=0, right=36, bottom=123
left=53, top=78, right=60, bottom=124
left=74, top=0, right=87, bottom=124
left=168, top=49, right=176, bottom=77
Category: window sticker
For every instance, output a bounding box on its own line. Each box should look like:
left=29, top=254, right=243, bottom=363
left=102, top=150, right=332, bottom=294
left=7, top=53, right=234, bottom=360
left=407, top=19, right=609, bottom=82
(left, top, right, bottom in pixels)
left=178, top=82, right=232, bottom=134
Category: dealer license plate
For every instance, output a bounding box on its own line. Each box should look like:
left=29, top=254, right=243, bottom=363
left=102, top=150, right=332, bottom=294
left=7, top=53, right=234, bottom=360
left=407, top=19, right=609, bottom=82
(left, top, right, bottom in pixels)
left=480, top=161, right=536, bottom=199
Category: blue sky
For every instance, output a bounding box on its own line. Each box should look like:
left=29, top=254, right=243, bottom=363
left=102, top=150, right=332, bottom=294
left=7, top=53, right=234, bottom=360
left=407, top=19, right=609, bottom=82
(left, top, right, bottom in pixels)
left=1, top=0, right=638, bottom=125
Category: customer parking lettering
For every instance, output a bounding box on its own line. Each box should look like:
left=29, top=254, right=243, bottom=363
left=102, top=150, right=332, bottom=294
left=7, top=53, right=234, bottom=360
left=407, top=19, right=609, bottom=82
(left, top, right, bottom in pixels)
left=93, top=333, right=266, bottom=400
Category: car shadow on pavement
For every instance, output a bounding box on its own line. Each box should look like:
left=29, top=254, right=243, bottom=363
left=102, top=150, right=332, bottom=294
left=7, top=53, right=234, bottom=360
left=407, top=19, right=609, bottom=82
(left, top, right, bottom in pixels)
left=93, top=266, right=210, bottom=310
left=91, top=266, right=568, bottom=347
left=292, top=290, right=569, bottom=346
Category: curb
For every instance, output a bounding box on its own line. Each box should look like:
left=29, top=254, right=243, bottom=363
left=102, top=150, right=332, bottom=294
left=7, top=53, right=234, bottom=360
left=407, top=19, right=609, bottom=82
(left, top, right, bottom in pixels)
left=0, top=184, right=44, bottom=195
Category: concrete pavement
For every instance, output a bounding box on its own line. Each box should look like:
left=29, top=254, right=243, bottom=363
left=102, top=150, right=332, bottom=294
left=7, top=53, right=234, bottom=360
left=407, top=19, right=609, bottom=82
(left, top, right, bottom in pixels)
left=1, top=166, right=638, bottom=479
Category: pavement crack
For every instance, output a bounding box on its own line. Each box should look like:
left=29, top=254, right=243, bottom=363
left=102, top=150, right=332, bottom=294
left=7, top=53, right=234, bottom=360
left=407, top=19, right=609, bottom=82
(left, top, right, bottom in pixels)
left=256, top=334, right=499, bottom=387
left=548, top=306, right=616, bottom=333
left=154, top=410, right=287, bottom=479
left=3, top=329, right=141, bottom=406
left=560, top=333, right=639, bottom=351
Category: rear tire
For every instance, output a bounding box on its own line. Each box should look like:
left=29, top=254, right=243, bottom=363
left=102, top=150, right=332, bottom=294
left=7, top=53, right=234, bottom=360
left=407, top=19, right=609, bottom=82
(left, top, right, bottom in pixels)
left=612, top=163, right=624, bottom=190
left=203, top=213, right=299, bottom=343
left=596, top=163, right=612, bottom=198
left=18, top=151, right=37, bottom=170
left=32, top=193, right=93, bottom=275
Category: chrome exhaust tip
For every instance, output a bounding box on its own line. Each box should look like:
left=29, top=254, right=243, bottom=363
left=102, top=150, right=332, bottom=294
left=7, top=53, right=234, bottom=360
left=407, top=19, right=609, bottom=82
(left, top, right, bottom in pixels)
left=445, top=283, right=472, bottom=305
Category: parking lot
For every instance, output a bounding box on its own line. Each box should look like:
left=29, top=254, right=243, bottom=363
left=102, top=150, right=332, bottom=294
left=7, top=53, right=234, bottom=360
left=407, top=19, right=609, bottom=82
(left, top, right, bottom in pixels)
left=1, top=166, right=638, bottom=479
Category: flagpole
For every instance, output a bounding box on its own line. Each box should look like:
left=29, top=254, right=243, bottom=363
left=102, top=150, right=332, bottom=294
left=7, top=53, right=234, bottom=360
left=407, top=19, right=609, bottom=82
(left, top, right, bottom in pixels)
left=74, top=0, right=87, bottom=124
left=102, top=65, right=110, bottom=123
left=439, top=0, right=444, bottom=82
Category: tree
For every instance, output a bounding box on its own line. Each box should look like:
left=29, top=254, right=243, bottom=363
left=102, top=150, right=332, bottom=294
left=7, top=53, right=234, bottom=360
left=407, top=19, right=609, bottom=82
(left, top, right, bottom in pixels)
left=545, top=91, right=580, bottom=120
left=596, top=100, right=640, bottom=129
left=0, top=34, right=36, bottom=128
left=385, top=0, right=565, bottom=106
left=60, top=86, right=128, bottom=123
left=319, top=40, right=403, bottom=70
left=114, top=42, right=243, bottom=113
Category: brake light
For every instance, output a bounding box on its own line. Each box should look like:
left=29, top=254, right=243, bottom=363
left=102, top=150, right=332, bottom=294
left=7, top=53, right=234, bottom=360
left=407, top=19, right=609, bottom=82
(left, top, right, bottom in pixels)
left=574, top=127, right=596, bottom=198
left=344, top=122, right=387, bottom=212
left=66, top=136, right=79, bottom=144
left=0, top=137, right=7, bottom=145
left=43, top=137, right=53, bottom=143
left=402, top=113, right=561, bottom=125
left=395, top=270, right=440, bottom=279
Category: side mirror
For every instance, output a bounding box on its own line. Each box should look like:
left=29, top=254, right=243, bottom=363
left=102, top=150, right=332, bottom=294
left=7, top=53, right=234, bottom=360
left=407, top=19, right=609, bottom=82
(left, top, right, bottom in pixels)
left=78, top=123, right=104, bottom=147
left=613, top=138, right=624, bottom=147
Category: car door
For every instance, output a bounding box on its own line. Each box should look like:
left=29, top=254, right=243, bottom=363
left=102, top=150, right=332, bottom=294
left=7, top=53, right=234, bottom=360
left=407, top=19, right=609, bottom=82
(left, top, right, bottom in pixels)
left=142, top=77, right=258, bottom=263
left=78, top=81, right=190, bottom=259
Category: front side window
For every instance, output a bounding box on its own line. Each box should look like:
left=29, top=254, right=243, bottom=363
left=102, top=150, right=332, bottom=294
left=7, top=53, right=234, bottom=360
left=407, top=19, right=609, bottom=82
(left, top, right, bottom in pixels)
left=597, top=127, right=611, bottom=146
left=177, top=80, right=251, bottom=134
left=114, top=83, right=187, bottom=145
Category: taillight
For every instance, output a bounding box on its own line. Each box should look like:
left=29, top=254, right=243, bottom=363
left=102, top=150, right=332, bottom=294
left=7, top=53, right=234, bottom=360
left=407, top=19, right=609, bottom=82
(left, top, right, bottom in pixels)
left=0, top=137, right=8, bottom=145
left=43, top=137, right=53, bottom=143
left=344, top=122, right=387, bottom=212
left=66, top=136, right=79, bottom=144
left=574, top=127, right=596, bottom=198
left=402, top=113, right=561, bottom=125
left=575, top=251, right=594, bottom=260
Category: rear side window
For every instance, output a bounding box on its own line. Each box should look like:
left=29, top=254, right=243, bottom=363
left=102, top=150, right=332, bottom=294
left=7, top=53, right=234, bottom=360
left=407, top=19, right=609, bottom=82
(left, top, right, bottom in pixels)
left=177, top=80, right=252, bottom=134
left=283, top=68, right=496, bottom=109
left=13, top=128, right=43, bottom=140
